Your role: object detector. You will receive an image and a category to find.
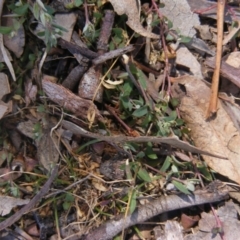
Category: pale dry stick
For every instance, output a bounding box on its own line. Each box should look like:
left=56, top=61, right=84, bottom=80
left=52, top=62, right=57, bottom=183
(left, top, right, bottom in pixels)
left=206, top=0, right=226, bottom=119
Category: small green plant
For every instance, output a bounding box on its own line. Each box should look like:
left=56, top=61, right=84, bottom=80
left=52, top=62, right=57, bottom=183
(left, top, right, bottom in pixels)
left=1, top=1, right=66, bottom=51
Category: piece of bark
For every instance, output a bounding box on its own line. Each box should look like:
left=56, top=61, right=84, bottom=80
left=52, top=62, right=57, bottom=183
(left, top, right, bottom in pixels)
left=81, top=181, right=228, bottom=240
left=62, top=65, right=89, bottom=90
left=78, top=67, right=103, bottom=102
left=42, top=79, right=103, bottom=122
left=58, top=38, right=98, bottom=59
left=97, top=10, right=115, bottom=53
left=205, top=57, right=240, bottom=89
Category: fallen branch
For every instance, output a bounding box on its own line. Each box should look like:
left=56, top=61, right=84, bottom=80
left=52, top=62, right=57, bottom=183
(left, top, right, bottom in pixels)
left=62, top=120, right=227, bottom=159
left=81, top=181, right=229, bottom=240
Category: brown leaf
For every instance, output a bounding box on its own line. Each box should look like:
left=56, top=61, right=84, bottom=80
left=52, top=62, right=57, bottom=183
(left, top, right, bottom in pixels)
left=2, top=12, right=25, bottom=58
left=36, top=129, right=59, bottom=172
left=171, top=75, right=240, bottom=184
left=108, top=0, right=159, bottom=39
left=0, top=196, right=30, bottom=216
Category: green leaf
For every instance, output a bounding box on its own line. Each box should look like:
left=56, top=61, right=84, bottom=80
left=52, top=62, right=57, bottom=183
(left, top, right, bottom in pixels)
left=166, top=33, right=175, bottom=41
left=137, top=151, right=145, bottom=158
left=37, top=104, right=45, bottom=112
left=121, top=80, right=133, bottom=95
left=172, top=180, right=191, bottom=194
left=132, top=105, right=148, bottom=117
left=147, top=153, right=158, bottom=159
left=170, top=98, right=179, bottom=108
left=129, top=189, right=137, bottom=214
left=179, top=35, right=192, bottom=43
left=160, top=156, right=172, bottom=172
left=137, top=69, right=147, bottom=90
left=65, top=193, right=75, bottom=202
left=33, top=3, right=40, bottom=20
left=74, top=0, right=83, bottom=7
left=113, top=28, right=123, bottom=38
left=13, top=4, right=29, bottom=16
left=11, top=186, right=19, bottom=197
left=137, top=168, right=152, bottom=183
left=0, top=26, right=13, bottom=34
left=186, top=182, right=195, bottom=192
left=132, top=98, right=144, bottom=107
left=164, top=110, right=177, bottom=122
left=146, top=146, right=158, bottom=160
left=171, top=165, right=178, bottom=173
left=63, top=201, right=71, bottom=210
left=197, top=164, right=213, bottom=181
left=120, top=96, right=132, bottom=110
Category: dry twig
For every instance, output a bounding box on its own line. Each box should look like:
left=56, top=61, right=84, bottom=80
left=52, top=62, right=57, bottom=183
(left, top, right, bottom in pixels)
left=206, top=0, right=226, bottom=118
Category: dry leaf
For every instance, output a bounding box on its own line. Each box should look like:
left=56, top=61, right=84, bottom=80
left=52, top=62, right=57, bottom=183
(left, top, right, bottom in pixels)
left=2, top=13, right=25, bottom=58
left=0, top=73, right=12, bottom=118
left=186, top=202, right=240, bottom=240
left=54, top=13, right=77, bottom=41
left=161, top=0, right=200, bottom=37
left=0, top=196, right=30, bottom=216
left=92, top=179, right=108, bottom=192
left=108, top=0, right=159, bottom=39
left=36, top=129, right=60, bottom=172
left=172, top=75, right=240, bottom=184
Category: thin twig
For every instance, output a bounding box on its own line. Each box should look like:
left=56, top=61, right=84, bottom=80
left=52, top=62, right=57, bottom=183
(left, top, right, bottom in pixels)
left=206, top=0, right=225, bottom=119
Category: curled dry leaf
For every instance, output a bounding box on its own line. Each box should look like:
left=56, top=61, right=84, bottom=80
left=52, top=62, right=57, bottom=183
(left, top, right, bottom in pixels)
left=171, top=75, right=240, bottom=184
left=0, top=196, right=30, bottom=216
left=108, top=0, right=159, bottom=39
